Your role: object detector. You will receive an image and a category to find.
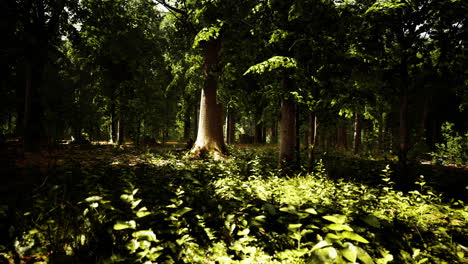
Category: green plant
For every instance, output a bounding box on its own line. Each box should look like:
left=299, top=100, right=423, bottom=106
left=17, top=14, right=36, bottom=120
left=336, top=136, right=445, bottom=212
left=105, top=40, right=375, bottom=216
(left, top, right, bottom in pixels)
left=431, top=122, right=468, bottom=166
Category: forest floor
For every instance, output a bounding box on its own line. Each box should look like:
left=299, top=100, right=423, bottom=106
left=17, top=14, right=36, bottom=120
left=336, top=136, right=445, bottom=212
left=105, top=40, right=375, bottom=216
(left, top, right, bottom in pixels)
left=0, top=141, right=467, bottom=263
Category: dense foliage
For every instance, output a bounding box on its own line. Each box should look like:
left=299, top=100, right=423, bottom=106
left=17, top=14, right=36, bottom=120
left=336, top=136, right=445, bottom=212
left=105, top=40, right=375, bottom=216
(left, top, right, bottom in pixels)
left=1, top=146, right=466, bottom=263
left=1, top=0, right=467, bottom=263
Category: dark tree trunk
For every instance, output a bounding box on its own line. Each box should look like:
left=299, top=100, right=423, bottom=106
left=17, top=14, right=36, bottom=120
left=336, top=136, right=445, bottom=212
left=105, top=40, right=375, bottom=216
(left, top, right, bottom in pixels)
left=110, top=100, right=117, bottom=143
left=295, top=103, right=301, bottom=165
left=399, top=61, right=409, bottom=165
left=353, top=113, right=362, bottom=154
left=307, top=111, right=319, bottom=172
left=193, top=89, right=200, bottom=140
left=254, top=122, right=263, bottom=144
left=270, top=120, right=278, bottom=144
left=378, top=113, right=385, bottom=152
left=226, top=107, right=236, bottom=144
left=190, top=38, right=226, bottom=158
left=23, top=59, right=43, bottom=152
left=279, top=77, right=296, bottom=167
left=336, top=126, right=347, bottom=151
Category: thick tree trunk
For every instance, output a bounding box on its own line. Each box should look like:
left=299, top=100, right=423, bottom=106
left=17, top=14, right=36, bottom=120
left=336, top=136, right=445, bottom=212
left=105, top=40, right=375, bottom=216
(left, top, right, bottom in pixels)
left=353, top=113, right=362, bottom=154
left=279, top=77, right=296, bottom=167
left=399, top=62, right=409, bottom=165
left=307, top=111, right=319, bottom=172
left=23, top=59, right=43, bottom=152
left=190, top=38, right=226, bottom=159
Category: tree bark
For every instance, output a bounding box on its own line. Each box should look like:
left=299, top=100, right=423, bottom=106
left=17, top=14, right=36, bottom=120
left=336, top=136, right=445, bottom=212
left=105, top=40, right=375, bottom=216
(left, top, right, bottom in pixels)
left=307, top=111, right=319, bottom=172
left=279, top=77, right=296, bottom=167
left=23, top=58, right=43, bottom=152
left=270, top=120, right=278, bottom=144
left=183, top=95, right=191, bottom=140
left=336, top=126, right=347, bottom=151
left=399, top=59, right=410, bottom=165
left=353, top=113, right=362, bottom=154
left=190, top=38, right=226, bottom=158
left=226, top=107, right=236, bottom=144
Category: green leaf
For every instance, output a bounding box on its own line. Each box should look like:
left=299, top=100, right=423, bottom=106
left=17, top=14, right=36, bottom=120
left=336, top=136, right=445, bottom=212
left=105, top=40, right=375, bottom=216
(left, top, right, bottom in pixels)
left=244, top=56, right=297, bottom=75
left=193, top=22, right=223, bottom=48
left=288, top=223, right=302, bottom=230
left=322, top=214, right=346, bottom=224
left=263, top=203, right=277, bottom=215
left=311, top=240, right=330, bottom=252
left=238, top=228, right=250, bottom=236
left=357, top=246, right=375, bottom=264
left=85, top=196, right=103, bottom=202
left=175, top=207, right=192, bottom=216
left=342, top=231, right=369, bottom=243
left=136, top=207, right=152, bottom=218
left=304, top=208, right=318, bottom=214
left=360, top=215, right=381, bottom=228
left=132, top=230, right=157, bottom=242
left=326, top=223, right=353, bottom=231
left=114, top=220, right=136, bottom=230
left=279, top=205, right=297, bottom=214
left=341, top=242, right=357, bottom=263
left=120, top=194, right=133, bottom=203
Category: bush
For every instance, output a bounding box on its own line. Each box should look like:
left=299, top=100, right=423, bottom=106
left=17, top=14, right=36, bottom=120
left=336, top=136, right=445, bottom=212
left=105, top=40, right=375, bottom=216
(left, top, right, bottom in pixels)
left=431, top=122, right=468, bottom=166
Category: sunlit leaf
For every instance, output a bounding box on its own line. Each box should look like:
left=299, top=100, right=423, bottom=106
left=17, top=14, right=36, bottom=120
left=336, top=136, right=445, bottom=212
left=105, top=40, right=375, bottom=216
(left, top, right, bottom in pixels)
left=288, top=223, right=302, bottom=230
left=342, top=231, right=369, bottom=243
left=114, top=220, right=136, bottom=230
left=136, top=209, right=152, bottom=218
left=85, top=196, right=103, bottom=202
left=175, top=207, right=192, bottom=216
left=132, top=230, right=157, bottom=242
left=357, top=247, right=375, bottom=264
left=326, top=223, right=353, bottom=231
left=120, top=194, right=133, bottom=202
left=342, top=242, right=357, bottom=262
left=323, top=214, right=346, bottom=224
left=304, top=208, right=318, bottom=214
left=279, top=205, right=297, bottom=214
left=311, top=240, right=330, bottom=252
left=238, top=228, right=250, bottom=236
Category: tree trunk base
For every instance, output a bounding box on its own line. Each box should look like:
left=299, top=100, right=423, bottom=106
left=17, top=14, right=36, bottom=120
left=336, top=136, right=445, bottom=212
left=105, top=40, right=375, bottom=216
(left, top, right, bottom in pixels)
left=188, top=143, right=226, bottom=160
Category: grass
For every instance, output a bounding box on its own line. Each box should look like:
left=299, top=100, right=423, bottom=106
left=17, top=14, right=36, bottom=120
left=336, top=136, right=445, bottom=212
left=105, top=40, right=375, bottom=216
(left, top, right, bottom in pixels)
left=0, top=145, right=466, bottom=263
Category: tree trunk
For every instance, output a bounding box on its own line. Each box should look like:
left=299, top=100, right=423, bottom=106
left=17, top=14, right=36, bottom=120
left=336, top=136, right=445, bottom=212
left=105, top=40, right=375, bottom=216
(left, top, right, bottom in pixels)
left=226, top=107, right=236, bottom=144
left=279, top=78, right=296, bottom=167
left=190, top=38, right=226, bottom=159
left=399, top=62, right=409, bottom=165
left=183, top=105, right=191, bottom=140
left=353, top=113, right=362, bottom=154
left=193, top=89, right=200, bottom=140
left=270, top=120, right=278, bottom=144
left=295, top=103, right=301, bottom=165
left=110, top=100, right=117, bottom=143
left=336, top=126, right=347, bottom=151
left=307, top=111, right=319, bottom=172
left=378, top=113, right=385, bottom=152
left=23, top=59, right=43, bottom=152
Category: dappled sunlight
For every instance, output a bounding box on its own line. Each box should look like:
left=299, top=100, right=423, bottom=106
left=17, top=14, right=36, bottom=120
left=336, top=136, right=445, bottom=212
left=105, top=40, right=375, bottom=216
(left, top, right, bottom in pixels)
left=2, top=146, right=467, bottom=263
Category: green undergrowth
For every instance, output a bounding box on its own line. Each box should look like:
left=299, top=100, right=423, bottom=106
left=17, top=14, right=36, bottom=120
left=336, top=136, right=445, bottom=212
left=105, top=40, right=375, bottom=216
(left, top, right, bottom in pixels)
left=0, top=147, right=466, bottom=263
